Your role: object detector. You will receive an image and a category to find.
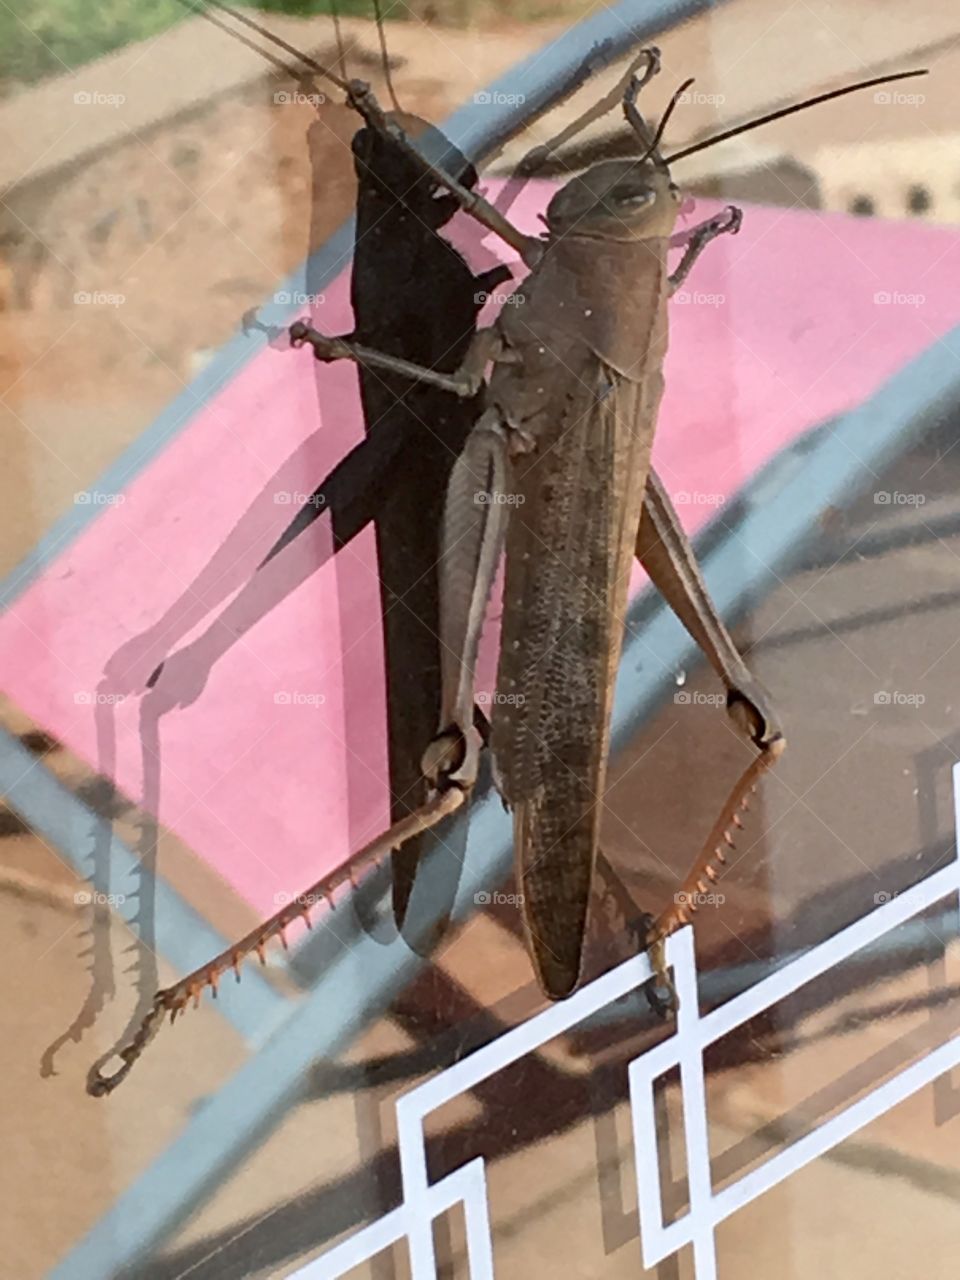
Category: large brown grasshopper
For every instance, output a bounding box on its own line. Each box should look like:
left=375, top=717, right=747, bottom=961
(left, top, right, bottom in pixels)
left=91, top=27, right=925, bottom=1086
left=289, top=55, right=926, bottom=996
left=286, top=56, right=778, bottom=1004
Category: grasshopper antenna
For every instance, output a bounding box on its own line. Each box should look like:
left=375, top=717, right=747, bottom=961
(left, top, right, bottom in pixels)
left=372, top=0, right=403, bottom=115
left=191, top=0, right=352, bottom=93
left=664, top=68, right=928, bottom=163
left=177, top=0, right=305, bottom=81
left=640, top=75, right=694, bottom=162
left=330, top=0, right=348, bottom=84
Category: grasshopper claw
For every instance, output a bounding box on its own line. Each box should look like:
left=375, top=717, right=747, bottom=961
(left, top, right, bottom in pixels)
left=639, top=913, right=679, bottom=1018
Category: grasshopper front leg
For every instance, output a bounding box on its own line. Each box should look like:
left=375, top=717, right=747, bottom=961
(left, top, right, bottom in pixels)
left=290, top=322, right=499, bottom=399
left=668, top=206, right=742, bottom=293
left=515, top=46, right=661, bottom=176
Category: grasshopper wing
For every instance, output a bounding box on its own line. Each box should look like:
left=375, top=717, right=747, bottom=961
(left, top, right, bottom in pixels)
left=491, top=364, right=657, bottom=997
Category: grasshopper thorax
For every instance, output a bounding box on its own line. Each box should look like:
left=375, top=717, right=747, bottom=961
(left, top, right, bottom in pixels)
left=545, top=158, right=679, bottom=242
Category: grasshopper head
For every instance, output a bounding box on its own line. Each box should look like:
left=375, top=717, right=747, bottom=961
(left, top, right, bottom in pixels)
left=545, top=158, right=679, bottom=241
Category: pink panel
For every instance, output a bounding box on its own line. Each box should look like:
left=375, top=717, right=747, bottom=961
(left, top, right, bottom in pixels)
left=2, top=186, right=958, bottom=912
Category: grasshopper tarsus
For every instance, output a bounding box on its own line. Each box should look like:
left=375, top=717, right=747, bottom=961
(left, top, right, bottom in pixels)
left=668, top=205, right=742, bottom=294
left=714, top=205, right=742, bottom=236
left=645, top=980, right=679, bottom=1019
left=629, top=46, right=661, bottom=93
left=86, top=993, right=168, bottom=1096
left=643, top=923, right=678, bottom=1016
left=289, top=320, right=332, bottom=355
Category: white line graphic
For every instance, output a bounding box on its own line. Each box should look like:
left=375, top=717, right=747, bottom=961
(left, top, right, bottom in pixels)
left=291, top=764, right=960, bottom=1278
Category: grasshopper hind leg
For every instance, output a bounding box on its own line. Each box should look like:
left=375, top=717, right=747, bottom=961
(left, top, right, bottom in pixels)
left=595, top=854, right=676, bottom=1016
left=633, top=473, right=786, bottom=1009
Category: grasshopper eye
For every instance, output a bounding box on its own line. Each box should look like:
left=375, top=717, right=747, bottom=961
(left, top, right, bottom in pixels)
left=618, top=189, right=655, bottom=208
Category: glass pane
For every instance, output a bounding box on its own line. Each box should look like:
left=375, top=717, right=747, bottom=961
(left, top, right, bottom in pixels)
left=2, top=3, right=958, bottom=1278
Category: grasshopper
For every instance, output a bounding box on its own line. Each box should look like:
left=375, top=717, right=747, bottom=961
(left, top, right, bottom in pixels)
left=287, top=57, right=926, bottom=995
left=90, top=12, right=925, bottom=1087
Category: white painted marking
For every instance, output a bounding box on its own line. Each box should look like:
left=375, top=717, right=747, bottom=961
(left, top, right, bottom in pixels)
left=288, top=765, right=960, bottom=1278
